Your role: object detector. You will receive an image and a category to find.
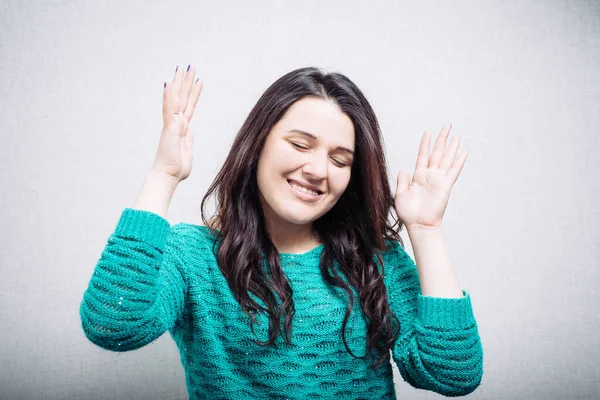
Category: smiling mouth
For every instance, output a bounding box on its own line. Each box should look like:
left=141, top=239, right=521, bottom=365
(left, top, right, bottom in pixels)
left=287, top=179, right=323, bottom=196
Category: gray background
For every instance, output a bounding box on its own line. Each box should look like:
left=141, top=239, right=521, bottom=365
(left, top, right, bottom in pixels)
left=1, top=0, right=599, bottom=399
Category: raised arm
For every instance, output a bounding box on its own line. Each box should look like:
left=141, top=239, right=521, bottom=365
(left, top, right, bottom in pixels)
left=383, top=240, right=484, bottom=396
left=80, top=64, right=203, bottom=351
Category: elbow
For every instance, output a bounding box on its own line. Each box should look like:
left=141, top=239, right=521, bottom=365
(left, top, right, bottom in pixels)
left=437, top=368, right=483, bottom=397
left=79, top=299, right=164, bottom=352
left=80, top=304, right=131, bottom=352
left=396, top=339, right=484, bottom=397
left=80, top=315, right=163, bottom=352
left=432, top=352, right=484, bottom=397
left=81, top=323, right=129, bottom=352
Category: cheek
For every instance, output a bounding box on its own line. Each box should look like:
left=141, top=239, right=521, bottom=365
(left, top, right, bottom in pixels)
left=258, top=146, right=290, bottom=178
left=328, top=171, right=351, bottom=197
left=269, top=144, right=296, bottom=168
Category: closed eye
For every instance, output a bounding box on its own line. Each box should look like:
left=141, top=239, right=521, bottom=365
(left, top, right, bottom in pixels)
left=291, top=142, right=309, bottom=150
left=290, top=142, right=347, bottom=167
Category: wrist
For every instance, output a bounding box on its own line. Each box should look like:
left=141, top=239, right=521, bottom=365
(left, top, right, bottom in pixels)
left=406, top=222, right=444, bottom=235
left=148, top=168, right=180, bottom=188
left=131, top=169, right=179, bottom=219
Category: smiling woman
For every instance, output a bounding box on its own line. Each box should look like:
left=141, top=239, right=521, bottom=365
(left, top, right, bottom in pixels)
left=80, top=65, right=483, bottom=400
left=197, top=69, right=406, bottom=371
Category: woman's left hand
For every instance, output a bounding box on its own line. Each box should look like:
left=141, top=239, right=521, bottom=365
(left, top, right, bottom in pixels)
left=395, top=124, right=468, bottom=231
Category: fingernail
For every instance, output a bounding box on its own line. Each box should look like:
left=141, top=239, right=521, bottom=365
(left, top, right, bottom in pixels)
left=187, top=64, right=190, bottom=72
left=195, top=78, right=199, bottom=84
left=163, top=82, right=166, bottom=88
left=175, top=66, right=178, bottom=73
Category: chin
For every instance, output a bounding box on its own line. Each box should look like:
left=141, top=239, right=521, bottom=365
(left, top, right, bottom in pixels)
left=276, top=208, right=318, bottom=225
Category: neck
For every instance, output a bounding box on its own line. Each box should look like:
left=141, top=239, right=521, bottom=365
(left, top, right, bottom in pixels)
left=263, top=211, right=321, bottom=254
left=207, top=214, right=320, bottom=254
left=271, top=226, right=320, bottom=254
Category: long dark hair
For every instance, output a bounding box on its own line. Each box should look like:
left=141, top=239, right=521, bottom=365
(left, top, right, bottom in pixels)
left=200, top=66, right=405, bottom=370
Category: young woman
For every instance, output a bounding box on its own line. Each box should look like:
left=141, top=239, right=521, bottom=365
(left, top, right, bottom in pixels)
left=80, top=65, right=483, bottom=399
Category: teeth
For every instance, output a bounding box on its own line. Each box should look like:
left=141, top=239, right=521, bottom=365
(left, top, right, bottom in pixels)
left=289, top=181, right=319, bottom=196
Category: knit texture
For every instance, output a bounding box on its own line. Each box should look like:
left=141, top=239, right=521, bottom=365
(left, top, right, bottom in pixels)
left=80, top=208, right=484, bottom=399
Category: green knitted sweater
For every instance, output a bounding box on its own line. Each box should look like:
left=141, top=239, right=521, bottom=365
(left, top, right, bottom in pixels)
left=80, top=208, right=483, bottom=399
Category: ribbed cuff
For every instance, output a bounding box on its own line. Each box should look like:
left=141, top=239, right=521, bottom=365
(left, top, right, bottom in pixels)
left=417, top=289, right=476, bottom=329
left=113, top=208, right=171, bottom=249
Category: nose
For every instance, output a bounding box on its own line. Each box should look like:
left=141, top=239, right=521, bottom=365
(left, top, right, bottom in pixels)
left=302, top=152, right=327, bottom=180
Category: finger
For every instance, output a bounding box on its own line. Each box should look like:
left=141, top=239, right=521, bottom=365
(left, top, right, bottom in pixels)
left=396, top=170, right=411, bottom=194
left=162, top=80, right=173, bottom=120
left=186, top=129, right=194, bottom=148
left=179, top=64, right=196, bottom=114
left=183, top=79, right=203, bottom=122
left=439, top=135, right=460, bottom=171
left=448, top=150, right=468, bottom=185
left=172, top=65, right=184, bottom=113
left=415, top=131, right=431, bottom=171
left=429, top=124, right=452, bottom=168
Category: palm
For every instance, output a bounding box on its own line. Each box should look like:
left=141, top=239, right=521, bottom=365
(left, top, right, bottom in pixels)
left=154, top=64, right=203, bottom=182
left=395, top=124, right=468, bottom=230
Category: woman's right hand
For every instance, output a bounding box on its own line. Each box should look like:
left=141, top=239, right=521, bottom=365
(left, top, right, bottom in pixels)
left=152, top=64, right=203, bottom=182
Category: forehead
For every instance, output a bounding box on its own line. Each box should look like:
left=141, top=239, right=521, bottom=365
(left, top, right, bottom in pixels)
left=275, top=97, right=355, bottom=149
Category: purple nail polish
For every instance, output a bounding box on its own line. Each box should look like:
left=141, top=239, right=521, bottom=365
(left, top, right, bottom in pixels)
left=163, top=82, right=166, bottom=88
left=175, top=66, right=178, bottom=73
left=195, top=78, right=199, bottom=84
left=187, top=64, right=190, bottom=72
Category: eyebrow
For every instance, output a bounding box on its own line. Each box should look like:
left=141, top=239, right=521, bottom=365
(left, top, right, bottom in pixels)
left=287, top=129, right=355, bottom=156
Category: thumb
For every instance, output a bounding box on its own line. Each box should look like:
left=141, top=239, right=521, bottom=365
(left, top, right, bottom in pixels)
left=186, top=129, right=194, bottom=148
left=396, top=170, right=411, bottom=194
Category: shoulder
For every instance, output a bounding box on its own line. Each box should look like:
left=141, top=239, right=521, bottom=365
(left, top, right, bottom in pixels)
left=168, top=222, right=220, bottom=259
left=380, top=239, right=413, bottom=265
left=378, top=239, right=419, bottom=288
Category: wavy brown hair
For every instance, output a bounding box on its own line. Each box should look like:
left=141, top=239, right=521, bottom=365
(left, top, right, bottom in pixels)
left=199, top=66, right=406, bottom=370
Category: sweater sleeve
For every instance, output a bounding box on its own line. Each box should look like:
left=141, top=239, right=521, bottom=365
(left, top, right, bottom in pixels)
left=382, top=240, right=484, bottom=397
left=79, top=208, right=188, bottom=352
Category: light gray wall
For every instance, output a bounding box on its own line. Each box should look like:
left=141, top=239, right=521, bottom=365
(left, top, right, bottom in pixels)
left=1, top=1, right=598, bottom=399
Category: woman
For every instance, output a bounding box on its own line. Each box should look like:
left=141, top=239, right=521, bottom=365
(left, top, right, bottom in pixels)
left=80, top=65, right=483, bottom=399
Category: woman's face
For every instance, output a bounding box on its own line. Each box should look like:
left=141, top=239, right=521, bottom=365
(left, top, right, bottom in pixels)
left=256, top=96, right=355, bottom=229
